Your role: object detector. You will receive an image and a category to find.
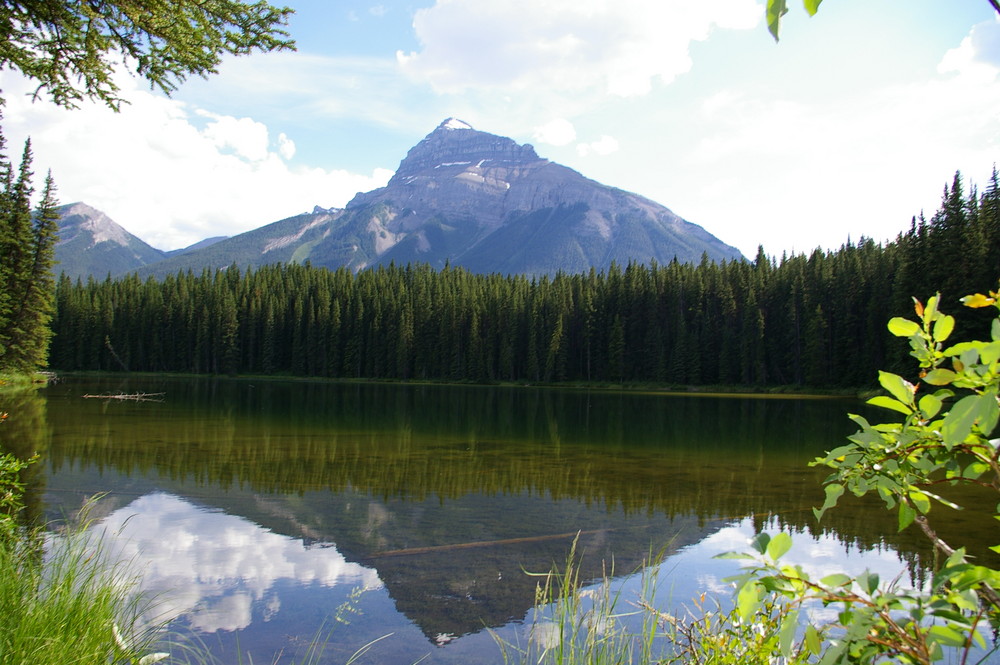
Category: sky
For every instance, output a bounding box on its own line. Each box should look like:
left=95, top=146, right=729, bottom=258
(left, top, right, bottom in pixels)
left=1, top=0, right=998, bottom=259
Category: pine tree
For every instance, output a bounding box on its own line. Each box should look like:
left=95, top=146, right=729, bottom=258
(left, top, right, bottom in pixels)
left=0, top=137, right=60, bottom=372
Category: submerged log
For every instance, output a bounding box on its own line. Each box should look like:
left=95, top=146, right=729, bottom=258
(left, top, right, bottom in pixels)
left=82, top=392, right=165, bottom=402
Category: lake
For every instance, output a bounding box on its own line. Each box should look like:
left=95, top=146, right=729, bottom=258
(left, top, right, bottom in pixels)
left=1, top=376, right=996, bottom=664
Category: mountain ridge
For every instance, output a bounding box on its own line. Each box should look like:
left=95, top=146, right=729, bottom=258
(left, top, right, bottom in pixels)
left=55, top=119, right=744, bottom=279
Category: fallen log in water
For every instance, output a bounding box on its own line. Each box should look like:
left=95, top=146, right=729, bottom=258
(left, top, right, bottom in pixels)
left=82, top=392, right=165, bottom=402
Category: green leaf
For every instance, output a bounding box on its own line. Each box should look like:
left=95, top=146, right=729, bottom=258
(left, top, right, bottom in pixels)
left=928, top=624, right=967, bottom=647
left=714, top=552, right=755, bottom=560
left=933, top=314, right=955, bottom=342
left=766, top=0, right=789, bottom=40
left=866, top=395, right=913, bottom=415
left=814, top=483, right=844, bottom=521
left=898, top=501, right=916, bottom=531
left=908, top=490, right=931, bottom=514
left=918, top=393, right=943, bottom=418
left=767, top=532, right=792, bottom=560
left=923, top=369, right=957, bottom=386
left=751, top=532, right=771, bottom=555
left=803, top=0, right=823, bottom=16
left=887, top=317, right=920, bottom=337
left=877, top=371, right=915, bottom=406
left=736, top=580, right=761, bottom=622
left=923, top=294, right=940, bottom=326
left=857, top=571, right=879, bottom=594
left=805, top=625, right=822, bottom=655
left=942, top=394, right=986, bottom=447
left=992, top=318, right=1000, bottom=342
left=779, top=608, right=799, bottom=655
left=820, top=573, right=851, bottom=587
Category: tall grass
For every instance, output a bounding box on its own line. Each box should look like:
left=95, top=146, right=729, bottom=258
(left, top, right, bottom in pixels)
left=494, top=540, right=666, bottom=665
left=0, top=497, right=168, bottom=665
left=493, top=537, right=810, bottom=665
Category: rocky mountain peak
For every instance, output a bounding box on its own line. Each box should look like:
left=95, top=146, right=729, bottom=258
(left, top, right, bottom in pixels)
left=387, top=118, right=541, bottom=185
left=57, top=202, right=132, bottom=247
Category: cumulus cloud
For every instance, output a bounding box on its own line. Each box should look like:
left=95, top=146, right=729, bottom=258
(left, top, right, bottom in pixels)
left=533, top=118, right=577, bottom=146
left=577, top=135, right=619, bottom=156
left=0, top=71, right=392, bottom=251
left=939, top=16, right=1000, bottom=83
left=397, top=0, right=761, bottom=96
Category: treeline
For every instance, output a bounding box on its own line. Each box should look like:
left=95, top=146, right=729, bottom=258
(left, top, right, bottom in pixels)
left=49, top=170, right=1000, bottom=388
left=0, top=124, right=60, bottom=373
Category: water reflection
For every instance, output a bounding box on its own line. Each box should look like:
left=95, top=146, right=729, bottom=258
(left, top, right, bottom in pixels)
left=94, top=492, right=381, bottom=634
left=2, top=378, right=997, bottom=664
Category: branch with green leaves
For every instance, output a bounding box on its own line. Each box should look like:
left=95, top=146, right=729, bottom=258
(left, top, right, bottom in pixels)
left=721, top=288, right=1000, bottom=664
left=0, top=0, right=295, bottom=109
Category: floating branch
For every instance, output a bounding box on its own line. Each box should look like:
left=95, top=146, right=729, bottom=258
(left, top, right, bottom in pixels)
left=82, top=392, right=165, bottom=402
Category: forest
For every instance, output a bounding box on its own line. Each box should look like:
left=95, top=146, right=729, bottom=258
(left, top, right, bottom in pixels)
left=48, top=170, right=1000, bottom=389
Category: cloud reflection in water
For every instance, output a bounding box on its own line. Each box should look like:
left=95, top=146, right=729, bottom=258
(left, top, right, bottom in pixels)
left=93, top=492, right=382, bottom=633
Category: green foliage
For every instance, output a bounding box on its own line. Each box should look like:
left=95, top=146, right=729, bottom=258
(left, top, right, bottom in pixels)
left=724, top=290, right=1000, bottom=664
left=0, top=448, right=34, bottom=543
left=48, top=171, right=1000, bottom=389
left=0, top=122, right=60, bottom=373
left=766, top=0, right=823, bottom=41
left=0, top=507, right=169, bottom=665
left=0, top=0, right=294, bottom=109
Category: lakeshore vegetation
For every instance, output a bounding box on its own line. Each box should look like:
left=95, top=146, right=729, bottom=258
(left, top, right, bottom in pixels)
left=47, top=169, right=1000, bottom=389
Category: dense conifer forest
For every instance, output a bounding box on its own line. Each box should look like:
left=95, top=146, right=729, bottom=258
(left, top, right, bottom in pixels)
left=48, top=170, right=1000, bottom=388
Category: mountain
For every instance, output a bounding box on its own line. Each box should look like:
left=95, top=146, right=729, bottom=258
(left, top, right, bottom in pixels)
left=164, top=236, right=228, bottom=257
left=70, top=119, right=743, bottom=279
left=53, top=202, right=166, bottom=279
left=340, top=117, right=743, bottom=274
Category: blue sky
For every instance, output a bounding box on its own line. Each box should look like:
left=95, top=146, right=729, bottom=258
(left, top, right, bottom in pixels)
left=1, top=0, right=998, bottom=258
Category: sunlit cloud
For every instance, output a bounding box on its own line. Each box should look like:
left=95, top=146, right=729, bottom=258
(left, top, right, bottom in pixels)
left=533, top=118, right=577, bottom=146
left=397, top=0, right=761, bottom=96
left=939, top=15, right=1000, bottom=84
left=0, top=71, right=393, bottom=251
left=577, top=135, right=619, bottom=157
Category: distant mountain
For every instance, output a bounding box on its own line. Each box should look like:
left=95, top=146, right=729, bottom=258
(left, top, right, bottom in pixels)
left=66, top=119, right=744, bottom=279
left=164, top=236, right=228, bottom=257
left=137, top=210, right=344, bottom=278
left=53, top=203, right=166, bottom=279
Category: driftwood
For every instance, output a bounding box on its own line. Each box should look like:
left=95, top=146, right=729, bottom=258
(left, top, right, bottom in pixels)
left=367, top=528, right=616, bottom=559
left=82, top=392, right=165, bottom=402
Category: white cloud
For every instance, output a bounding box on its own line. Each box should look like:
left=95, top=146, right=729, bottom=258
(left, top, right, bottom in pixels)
left=0, top=71, right=392, bottom=251
left=397, top=0, right=761, bottom=96
left=577, top=135, right=619, bottom=157
left=939, top=16, right=1000, bottom=84
left=78, top=492, right=382, bottom=634
left=646, top=63, right=1000, bottom=257
left=533, top=118, right=577, bottom=146
left=277, top=132, right=296, bottom=160
left=200, top=113, right=271, bottom=162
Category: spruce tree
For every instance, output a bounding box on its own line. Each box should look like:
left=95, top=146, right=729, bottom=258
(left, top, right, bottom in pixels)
left=0, top=137, right=60, bottom=372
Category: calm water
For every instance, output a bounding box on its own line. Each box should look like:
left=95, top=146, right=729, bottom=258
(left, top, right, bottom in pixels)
left=1, top=377, right=996, bottom=664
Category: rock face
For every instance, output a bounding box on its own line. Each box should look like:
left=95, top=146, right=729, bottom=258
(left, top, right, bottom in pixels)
left=70, top=119, right=745, bottom=279
left=337, top=118, right=742, bottom=274
left=54, top=203, right=166, bottom=278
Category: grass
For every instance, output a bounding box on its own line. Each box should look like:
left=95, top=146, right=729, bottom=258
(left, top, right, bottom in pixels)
left=492, top=537, right=812, bottom=665
left=494, top=540, right=667, bottom=665
left=0, top=371, right=52, bottom=390
left=0, top=512, right=169, bottom=665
